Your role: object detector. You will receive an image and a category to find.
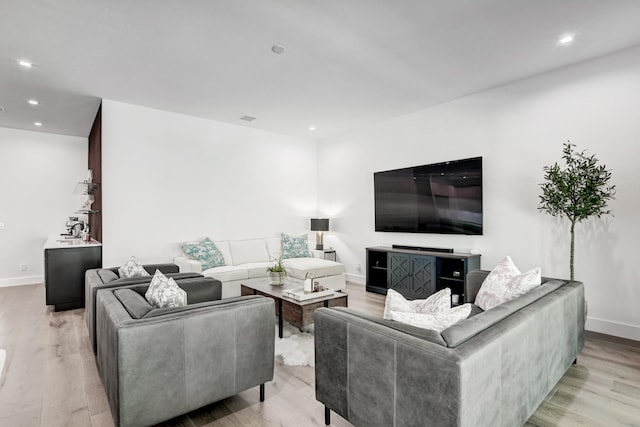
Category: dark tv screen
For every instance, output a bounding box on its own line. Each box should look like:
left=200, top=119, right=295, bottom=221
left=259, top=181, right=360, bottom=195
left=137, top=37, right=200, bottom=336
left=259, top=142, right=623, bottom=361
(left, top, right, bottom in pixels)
left=374, top=157, right=483, bottom=235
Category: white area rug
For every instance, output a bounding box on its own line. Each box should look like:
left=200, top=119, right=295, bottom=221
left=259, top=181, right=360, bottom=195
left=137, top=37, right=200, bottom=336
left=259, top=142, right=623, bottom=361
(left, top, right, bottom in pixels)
left=274, top=324, right=315, bottom=367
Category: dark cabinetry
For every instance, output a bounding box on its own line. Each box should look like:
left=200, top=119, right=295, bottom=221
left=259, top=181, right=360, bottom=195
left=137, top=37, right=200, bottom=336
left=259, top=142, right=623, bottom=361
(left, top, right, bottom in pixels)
left=366, top=246, right=480, bottom=302
left=44, top=241, right=102, bottom=311
left=388, top=253, right=436, bottom=299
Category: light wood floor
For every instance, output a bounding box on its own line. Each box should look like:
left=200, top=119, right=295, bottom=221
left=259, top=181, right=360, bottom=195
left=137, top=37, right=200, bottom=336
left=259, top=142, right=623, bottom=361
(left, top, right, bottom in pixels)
left=0, top=283, right=639, bottom=426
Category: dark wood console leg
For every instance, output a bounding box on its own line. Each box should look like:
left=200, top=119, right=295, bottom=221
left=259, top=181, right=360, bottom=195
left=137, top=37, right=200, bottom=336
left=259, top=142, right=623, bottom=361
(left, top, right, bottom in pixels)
left=325, top=406, right=330, bottom=425
left=260, top=384, right=265, bottom=402
left=278, top=299, right=283, bottom=338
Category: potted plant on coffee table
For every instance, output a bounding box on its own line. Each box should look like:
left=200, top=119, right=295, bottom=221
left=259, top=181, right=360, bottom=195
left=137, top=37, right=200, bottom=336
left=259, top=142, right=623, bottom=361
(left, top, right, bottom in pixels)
left=267, top=257, right=287, bottom=286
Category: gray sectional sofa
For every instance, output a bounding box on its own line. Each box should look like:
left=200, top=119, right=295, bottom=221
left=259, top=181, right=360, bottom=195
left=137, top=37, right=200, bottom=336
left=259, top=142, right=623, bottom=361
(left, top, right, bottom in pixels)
left=314, top=270, right=585, bottom=427
left=85, top=263, right=214, bottom=353
left=96, top=284, right=275, bottom=427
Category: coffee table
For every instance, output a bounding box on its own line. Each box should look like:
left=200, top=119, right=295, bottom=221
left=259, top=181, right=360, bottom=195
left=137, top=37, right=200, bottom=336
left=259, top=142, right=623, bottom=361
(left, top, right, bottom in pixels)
left=240, top=279, right=348, bottom=338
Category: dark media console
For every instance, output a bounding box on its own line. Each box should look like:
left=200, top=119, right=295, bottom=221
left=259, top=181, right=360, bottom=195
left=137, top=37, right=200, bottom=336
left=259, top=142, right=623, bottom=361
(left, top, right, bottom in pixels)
left=366, top=246, right=480, bottom=303
left=391, top=244, right=453, bottom=253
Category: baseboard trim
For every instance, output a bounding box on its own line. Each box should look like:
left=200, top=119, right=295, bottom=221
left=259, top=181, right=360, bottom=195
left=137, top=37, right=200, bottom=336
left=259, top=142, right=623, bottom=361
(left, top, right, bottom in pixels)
left=345, top=273, right=365, bottom=285
left=0, top=275, right=43, bottom=288
left=586, top=317, right=640, bottom=342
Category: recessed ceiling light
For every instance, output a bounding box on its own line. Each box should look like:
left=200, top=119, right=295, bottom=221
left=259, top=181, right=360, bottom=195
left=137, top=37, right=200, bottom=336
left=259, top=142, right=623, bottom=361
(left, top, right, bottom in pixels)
left=28, top=99, right=39, bottom=105
left=309, top=126, right=316, bottom=131
left=558, top=34, right=574, bottom=45
left=240, top=115, right=256, bottom=122
left=271, top=44, right=286, bottom=54
left=34, top=122, right=42, bottom=127
left=18, top=59, right=33, bottom=68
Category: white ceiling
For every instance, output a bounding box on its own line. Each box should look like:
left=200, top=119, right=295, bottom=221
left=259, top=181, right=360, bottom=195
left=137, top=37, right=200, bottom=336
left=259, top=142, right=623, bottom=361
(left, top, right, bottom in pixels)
left=2, top=0, right=640, bottom=139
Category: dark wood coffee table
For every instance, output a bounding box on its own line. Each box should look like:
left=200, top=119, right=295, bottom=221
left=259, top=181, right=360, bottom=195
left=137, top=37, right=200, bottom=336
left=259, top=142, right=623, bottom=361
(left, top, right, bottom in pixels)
left=241, top=280, right=348, bottom=338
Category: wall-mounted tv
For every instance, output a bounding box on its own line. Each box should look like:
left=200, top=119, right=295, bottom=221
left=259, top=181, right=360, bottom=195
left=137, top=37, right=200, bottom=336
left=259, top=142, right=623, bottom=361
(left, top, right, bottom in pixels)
left=374, top=157, right=483, bottom=235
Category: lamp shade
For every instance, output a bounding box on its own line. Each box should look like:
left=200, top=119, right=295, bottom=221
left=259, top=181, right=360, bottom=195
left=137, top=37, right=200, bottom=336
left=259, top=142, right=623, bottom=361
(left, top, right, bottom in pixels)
left=310, top=218, right=329, bottom=231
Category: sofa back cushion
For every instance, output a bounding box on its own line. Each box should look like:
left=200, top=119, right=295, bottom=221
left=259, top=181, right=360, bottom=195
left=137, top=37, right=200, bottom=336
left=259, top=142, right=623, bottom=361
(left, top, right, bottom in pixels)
left=229, top=239, right=269, bottom=265
left=114, top=289, right=153, bottom=319
left=329, top=307, right=448, bottom=346
left=124, top=277, right=222, bottom=306
left=213, top=240, right=234, bottom=266
left=441, top=279, right=567, bottom=347
left=265, top=237, right=281, bottom=260
left=98, top=269, right=119, bottom=284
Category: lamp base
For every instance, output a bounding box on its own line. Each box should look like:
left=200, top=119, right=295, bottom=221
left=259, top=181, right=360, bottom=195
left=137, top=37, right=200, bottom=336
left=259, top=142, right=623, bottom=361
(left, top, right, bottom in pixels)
left=315, top=231, right=324, bottom=251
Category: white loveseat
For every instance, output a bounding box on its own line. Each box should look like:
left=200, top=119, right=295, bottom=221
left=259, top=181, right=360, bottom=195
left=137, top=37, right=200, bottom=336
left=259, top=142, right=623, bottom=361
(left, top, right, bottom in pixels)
left=174, top=236, right=346, bottom=298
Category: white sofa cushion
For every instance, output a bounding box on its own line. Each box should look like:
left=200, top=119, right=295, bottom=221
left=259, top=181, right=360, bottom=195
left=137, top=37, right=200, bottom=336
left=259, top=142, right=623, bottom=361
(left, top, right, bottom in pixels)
left=213, top=240, right=234, bottom=266
left=265, top=237, right=281, bottom=260
left=228, top=239, right=270, bottom=265
left=202, top=265, right=248, bottom=282
left=241, top=262, right=272, bottom=279
left=285, top=257, right=345, bottom=280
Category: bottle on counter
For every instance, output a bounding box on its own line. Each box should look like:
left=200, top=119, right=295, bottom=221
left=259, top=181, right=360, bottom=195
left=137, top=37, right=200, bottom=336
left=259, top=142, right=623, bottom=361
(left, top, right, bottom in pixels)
left=304, top=272, right=313, bottom=294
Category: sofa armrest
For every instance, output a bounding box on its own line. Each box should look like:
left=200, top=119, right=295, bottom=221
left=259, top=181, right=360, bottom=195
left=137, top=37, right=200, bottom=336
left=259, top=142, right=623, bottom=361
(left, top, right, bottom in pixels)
left=174, top=256, right=202, bottom=273
left=314, top=307, right=460, bottom=427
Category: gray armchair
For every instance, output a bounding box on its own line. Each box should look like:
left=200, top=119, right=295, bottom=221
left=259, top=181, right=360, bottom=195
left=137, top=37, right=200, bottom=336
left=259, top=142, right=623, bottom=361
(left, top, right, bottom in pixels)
left=96, top=284, right=275, bottom=427
left=85, top=263, right=208, bottom=353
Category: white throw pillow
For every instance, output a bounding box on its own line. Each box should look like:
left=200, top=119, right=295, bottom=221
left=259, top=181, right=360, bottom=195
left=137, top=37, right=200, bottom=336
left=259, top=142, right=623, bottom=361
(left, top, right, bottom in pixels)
left=118, top=256, right=150, bottom=279
left=383, top=288, right=451, bottom=320
left=389, top=304, right=472, bottom=332
left=145, top=270, right=187, bottom=309
left=475, top=256, right=542, bottom=311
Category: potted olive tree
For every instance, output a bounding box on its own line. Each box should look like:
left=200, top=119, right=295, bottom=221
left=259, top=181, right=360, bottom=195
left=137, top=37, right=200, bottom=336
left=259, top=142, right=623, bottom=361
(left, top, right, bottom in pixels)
left=267, top=256, right=287, bottom=285
left=539, top=141, right=616, bottom=280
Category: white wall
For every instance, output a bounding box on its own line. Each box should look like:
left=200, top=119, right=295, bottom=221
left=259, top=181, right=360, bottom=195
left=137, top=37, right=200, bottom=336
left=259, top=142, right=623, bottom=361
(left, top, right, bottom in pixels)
left=0, top=127, right=88, bottom=286
left=317, top=45, right=640, bottom=340
left=101, top=100, right=318, bottom=266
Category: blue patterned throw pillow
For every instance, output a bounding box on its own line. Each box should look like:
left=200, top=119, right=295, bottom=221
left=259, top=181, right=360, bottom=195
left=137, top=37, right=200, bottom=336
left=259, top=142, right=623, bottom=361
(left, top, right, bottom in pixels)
left=181, top=237, right=226, bottom=270
left=281, top=233, right=311, bottom=259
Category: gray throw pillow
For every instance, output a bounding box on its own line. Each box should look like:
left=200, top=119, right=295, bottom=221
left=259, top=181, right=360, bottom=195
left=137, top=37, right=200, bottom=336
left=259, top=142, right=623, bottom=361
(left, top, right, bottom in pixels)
left=145, top=270, right=187, bottom=309
left=118, top=256, right=151, bottom=279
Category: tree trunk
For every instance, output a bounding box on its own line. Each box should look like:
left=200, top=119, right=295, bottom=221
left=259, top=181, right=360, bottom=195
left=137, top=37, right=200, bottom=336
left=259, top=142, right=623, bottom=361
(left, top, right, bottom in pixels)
left=570, top=220, right=575, bottom=280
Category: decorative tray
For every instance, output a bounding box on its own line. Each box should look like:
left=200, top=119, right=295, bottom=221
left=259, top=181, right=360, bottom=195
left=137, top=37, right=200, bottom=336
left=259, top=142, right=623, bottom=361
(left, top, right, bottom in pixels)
left=282, top=287, right=334, bottom=301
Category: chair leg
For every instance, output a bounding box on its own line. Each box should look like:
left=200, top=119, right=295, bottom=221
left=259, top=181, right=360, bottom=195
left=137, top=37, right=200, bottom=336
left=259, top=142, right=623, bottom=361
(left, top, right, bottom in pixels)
left=260, top=384, right=265, bottom=402
left=325, top=406, right=330, bottom=425
left=573, top=358, right=577, bottom=365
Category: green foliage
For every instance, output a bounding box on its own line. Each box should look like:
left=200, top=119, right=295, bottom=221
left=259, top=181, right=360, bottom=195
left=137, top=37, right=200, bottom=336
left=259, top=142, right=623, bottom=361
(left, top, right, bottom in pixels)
left=266, top=256, right=287, bottom=274
left=539, top=141, right=616, bottom=279
left=539, top=142, right=615, bottom=223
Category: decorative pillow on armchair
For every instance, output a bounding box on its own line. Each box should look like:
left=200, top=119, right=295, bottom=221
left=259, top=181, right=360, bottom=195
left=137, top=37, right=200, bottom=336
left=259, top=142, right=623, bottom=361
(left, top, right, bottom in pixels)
left=118, top=256, right=150, bottom=279
left=181, top=237, right=226, bottom=270
left=145, top=270, right=187, bottom=309
left=475, top=255, right=541, bottom=311
left=281, top=233, right=311, bottom=259
left=383, top=288, right=451, bottom=320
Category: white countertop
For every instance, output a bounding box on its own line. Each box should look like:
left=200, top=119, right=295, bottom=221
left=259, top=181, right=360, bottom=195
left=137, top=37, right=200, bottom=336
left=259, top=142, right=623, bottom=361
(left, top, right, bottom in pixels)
left=44, top=237, right=102, bottom=249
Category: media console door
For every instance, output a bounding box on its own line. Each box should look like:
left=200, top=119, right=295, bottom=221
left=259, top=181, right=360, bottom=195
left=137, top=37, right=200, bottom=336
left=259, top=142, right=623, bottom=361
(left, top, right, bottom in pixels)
left=388, top=253, right=436, bottom=299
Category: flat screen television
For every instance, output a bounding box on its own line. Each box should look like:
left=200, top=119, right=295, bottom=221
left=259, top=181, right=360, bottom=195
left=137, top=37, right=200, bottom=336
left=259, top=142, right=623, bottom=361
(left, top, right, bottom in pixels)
left=374, top=157, right=483, bottom=235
